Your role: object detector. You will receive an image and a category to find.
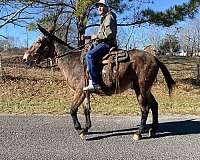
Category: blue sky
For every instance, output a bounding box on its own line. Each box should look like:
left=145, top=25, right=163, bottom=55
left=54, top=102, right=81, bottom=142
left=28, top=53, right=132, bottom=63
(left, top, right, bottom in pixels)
left=0, top=0, right=193, bottom=48
left=147, top=0, right=190, bottom=11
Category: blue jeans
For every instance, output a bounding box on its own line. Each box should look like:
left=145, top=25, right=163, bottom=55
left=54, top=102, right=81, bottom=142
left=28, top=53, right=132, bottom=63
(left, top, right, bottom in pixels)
left=85, top=42, right=110, bottom=85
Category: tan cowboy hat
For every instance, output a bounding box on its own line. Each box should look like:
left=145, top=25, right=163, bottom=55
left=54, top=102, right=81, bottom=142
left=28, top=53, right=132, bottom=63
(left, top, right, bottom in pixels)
left=95, top=0, right=109, bottom=7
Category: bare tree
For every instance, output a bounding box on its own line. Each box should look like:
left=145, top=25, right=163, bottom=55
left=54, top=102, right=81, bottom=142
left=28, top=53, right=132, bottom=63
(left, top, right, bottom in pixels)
left=179, top=17, right=200, bottom=56
left=0, top=1, right=35, bottom=28
left=146, top=27, right=163, bottom=52
left=0, top=0, right=199, bottom=48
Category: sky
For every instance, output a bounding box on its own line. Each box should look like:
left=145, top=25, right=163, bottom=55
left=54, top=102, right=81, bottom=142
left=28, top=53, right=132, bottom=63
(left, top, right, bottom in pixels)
left=0, top=0, right=193, bottom=48
left=147, top=0, right=190, bottom=11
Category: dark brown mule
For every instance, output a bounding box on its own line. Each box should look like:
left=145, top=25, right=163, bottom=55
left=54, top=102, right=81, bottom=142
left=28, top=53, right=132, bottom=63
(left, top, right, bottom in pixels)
left=23, top=25, right=175, bottom=140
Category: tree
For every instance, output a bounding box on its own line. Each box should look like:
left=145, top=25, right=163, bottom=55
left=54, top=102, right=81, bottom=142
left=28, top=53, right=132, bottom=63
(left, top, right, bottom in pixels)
left=142, top=0, right=200, bottom=27
left=0, top=36, right=14, bottom=52
left=158, top=34, right=181, bottom=55
left=0, top=0, right=200, bottom=48
left=179, top=17, right=200, bottom=56
left=0, top=1, right=34, bottom=29
left=144, top=27, right=162, bottom=52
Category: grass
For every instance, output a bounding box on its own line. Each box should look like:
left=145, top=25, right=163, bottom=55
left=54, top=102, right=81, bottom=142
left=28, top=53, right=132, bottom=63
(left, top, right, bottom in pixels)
left=0, top=67, right=70, bottom=115
left=1, top=54, right=200, bottom=116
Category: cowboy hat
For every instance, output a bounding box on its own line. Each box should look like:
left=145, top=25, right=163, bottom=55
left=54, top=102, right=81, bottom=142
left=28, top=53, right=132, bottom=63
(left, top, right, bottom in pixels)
left=95, top=0, right=109, bottom=7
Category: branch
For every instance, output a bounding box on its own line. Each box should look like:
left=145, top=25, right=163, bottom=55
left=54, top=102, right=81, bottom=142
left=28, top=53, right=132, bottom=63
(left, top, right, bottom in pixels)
left=34, top=0, right=75, bottom=10
left=0, top=2, right=33, bottom=29
left=0, top=35, right=8, bottom=39
left=85, top=19, right=149, bottom=30
left=142, top=0, right=200, bottom=27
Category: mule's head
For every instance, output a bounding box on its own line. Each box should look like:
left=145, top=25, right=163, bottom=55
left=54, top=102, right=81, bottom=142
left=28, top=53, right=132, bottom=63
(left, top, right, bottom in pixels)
left=23, top=26, right=55, bottom=67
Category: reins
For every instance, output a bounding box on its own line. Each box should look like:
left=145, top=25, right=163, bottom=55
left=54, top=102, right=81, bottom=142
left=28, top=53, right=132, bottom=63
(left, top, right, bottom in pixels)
left=35, top=41, right=92, bottom=69
left=55, top=41, right=92, bottom=59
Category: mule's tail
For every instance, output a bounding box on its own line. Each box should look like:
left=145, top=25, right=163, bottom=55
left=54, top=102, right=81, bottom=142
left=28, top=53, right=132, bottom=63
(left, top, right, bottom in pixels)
left=155, top=57, right=176, bottom=95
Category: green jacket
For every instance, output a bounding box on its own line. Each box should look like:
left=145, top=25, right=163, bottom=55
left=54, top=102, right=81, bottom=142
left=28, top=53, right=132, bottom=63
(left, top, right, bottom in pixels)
left=96, top=11, right=117, bottom=47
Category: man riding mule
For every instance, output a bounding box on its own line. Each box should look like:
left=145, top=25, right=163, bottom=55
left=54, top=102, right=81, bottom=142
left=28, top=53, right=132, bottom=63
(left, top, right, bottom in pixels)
left=23, top=24, right=175, bottom=140
left=83, top=0, right=118, bottom=91
left=23, top=4, right=175, bottom=140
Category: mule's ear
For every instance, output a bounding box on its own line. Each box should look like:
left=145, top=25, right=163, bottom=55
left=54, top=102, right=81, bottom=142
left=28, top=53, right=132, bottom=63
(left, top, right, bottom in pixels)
left=37, top=24, right=50, bottom=36
left=37, top=24, right=71, bottom=47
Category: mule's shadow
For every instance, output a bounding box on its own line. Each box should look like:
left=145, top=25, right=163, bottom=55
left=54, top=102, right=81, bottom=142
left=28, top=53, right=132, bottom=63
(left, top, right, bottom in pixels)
left=156, top=119, right=200, bottom=138
left=86, top=119, right=200, bottom=141
left=86, top=127, right=137, bottom=141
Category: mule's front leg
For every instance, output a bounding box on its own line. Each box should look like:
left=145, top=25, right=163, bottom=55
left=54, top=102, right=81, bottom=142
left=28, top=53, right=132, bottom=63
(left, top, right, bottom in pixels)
left=82, top=93, right=92, bottom=133
left=70, top=91, right=86, bottom=138
left=70, top=107, right=82, bottom=132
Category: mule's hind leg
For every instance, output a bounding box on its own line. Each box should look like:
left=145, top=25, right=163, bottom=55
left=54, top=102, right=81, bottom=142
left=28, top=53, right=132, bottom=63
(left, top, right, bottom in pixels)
left=133, top=90, right=149, bottom=140
left=70, top=90, right=86, bottom=135
left=146, top=91, right=158, bottom=138
left=138, top=94, right=149, bottom=133
left=82, top=93, right=92, bottom=133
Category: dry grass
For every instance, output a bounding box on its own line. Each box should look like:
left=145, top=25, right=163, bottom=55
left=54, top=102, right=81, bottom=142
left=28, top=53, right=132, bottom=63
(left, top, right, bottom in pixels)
left=1, top=54, right=200, bottom=116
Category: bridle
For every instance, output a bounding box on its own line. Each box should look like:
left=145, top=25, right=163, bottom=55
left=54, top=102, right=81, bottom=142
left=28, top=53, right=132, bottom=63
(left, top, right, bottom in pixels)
left=35, top=23, right=94, bottom=61
left=33, top=37, right=93, bottom=68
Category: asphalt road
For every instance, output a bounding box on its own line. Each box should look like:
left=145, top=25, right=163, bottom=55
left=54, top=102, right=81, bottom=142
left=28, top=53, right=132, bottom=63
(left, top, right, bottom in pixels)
left=0, top=114, right=200, bottom=160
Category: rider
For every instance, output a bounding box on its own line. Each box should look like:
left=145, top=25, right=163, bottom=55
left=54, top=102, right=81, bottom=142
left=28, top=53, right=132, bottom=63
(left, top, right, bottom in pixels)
left=83, top=0, right=117, bottom=91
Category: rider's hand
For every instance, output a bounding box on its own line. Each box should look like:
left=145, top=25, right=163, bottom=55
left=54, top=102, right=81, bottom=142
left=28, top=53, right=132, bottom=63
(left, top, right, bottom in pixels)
left=81, top=35, right=91, bottom=40
left=91, top=35, right=98, bottom=40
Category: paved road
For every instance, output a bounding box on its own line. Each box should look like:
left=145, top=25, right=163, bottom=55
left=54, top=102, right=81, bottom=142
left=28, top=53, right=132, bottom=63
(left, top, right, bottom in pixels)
left=0, top=114, right=200, bottom=160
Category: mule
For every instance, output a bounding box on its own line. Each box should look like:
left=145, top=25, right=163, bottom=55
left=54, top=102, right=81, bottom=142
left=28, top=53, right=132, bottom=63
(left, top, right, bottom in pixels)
left=23, top=24, right=175, bottom=140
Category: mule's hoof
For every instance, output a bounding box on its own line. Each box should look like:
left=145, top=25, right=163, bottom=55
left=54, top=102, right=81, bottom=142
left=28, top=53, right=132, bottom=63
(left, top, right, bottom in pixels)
left=83, top=128, right=89, bottom=134
left=149, top=128, right=156, bottom=138
left=80, top=132, right=86, bottom=140
left=133, top=133, right=142, bottom=140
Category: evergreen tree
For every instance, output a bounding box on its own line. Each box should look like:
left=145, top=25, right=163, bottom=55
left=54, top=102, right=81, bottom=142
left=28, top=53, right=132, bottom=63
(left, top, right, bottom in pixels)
left=0, top=0, right=200, bottom=46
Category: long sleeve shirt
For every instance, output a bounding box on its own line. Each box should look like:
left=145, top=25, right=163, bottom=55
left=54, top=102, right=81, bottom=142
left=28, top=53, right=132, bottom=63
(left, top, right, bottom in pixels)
left=96, top=11, right=117, bottom=47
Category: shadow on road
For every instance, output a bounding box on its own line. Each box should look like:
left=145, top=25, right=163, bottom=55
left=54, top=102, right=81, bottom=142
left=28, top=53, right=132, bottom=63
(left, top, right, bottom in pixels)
left=86, top=119, right=200, bottom=141
left=156, top=119, right=200, bottom=138
left=86, top=127, right=138, bottom=141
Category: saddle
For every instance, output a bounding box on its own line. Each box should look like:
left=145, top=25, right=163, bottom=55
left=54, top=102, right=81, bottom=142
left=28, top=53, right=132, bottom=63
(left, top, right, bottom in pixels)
left=102, top=47, right=129, bottom=64
left=82, top=42, right=130, bottom=91
left=101, top=47, right=129, bottom=89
